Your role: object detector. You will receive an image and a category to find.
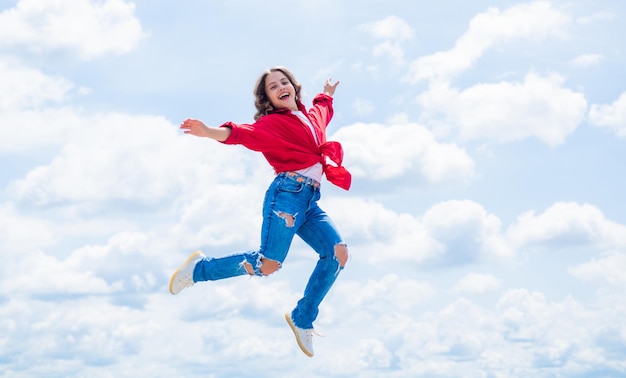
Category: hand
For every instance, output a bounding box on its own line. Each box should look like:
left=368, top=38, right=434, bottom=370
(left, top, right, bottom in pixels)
left=180, top=118, right=232, bottom=141
left=180, top=118, right=210, bottom=137
left=324, top=78, right=339, bottom=97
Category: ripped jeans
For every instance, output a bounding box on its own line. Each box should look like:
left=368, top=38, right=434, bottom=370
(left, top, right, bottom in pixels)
left=193, top=171, right=347, bottom=329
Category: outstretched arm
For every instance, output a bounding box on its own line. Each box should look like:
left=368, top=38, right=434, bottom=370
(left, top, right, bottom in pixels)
left=180, top=118, right=232, bottom=142
left=324, top=78, right=339, bottom=97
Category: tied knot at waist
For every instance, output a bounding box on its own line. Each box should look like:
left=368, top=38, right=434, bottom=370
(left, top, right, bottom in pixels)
left=320, top=141, right=351, bottom=190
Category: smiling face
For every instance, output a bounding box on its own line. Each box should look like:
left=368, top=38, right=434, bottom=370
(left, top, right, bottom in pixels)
left=264, top=70, right=298, bottom=111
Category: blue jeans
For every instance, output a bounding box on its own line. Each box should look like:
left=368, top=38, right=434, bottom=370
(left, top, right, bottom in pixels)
left=193, top=172, right=347, bottom=329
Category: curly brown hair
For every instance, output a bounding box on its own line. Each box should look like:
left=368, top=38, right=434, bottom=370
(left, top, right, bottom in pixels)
left=253, top=66, right=302, bottom=121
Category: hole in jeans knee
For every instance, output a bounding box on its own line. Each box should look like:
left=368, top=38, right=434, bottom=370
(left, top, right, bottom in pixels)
left=334, top=244, right=349, bottom=267
left=243, top=261, right=255, bottom=275
left=260, top=257, right=281, bottom=275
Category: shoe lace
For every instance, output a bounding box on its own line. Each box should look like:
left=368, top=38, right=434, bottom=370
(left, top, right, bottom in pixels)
left=307, top=329, right=325, bottom=338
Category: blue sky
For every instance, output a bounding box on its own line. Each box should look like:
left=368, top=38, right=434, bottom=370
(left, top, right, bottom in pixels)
left=1, top=0, right=626, bottom=377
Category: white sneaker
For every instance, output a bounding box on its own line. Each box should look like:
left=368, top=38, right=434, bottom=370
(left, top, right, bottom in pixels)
left=169, top=250, right=205, bottom=295
left=285, top=313, right=316, bottom=357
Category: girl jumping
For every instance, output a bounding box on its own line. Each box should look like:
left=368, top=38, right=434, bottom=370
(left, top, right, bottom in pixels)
left=169, top=66, right=351, bottom=357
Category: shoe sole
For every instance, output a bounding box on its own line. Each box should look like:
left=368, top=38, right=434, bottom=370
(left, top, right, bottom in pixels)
left=285, top=313, right=314, bottom=357
left=169, top=250, right=203, bottom=295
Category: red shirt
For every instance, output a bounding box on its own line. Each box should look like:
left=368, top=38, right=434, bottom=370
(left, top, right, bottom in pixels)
left=220, top=93, right=351, bottom=190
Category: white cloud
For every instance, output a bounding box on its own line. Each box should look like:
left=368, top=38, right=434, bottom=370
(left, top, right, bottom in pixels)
left=496, top=289, right=598, bottom=369
left=0, top=231, right=161, bottom=297
left=589, top=92, right=626, bottom=137
left=358, top=16, right=414, bottom=67
left=383, top=299, right=496, bottom=375
left=0, top=0, right=146, bottom=60
left=171, top=179, right=268, bottom=251
left=0, top=295, right=162, bottom=372
left=0, top=106, right=84, bottom=154
left=406, top=1, right=570, bottom=83
left=325, top=196, right=445, bottom=265
left=523, top=296, right=626, bottom=376
left=372, top=40, right=406, bottom=66
left=507, top=202, right=626, bottom=250
left=569, top=252, right=626, bottom=285
left=7, top=113, right=177, bottom=206
left=356, top=338, right=393, bottom=369
left=0, top=57, right=74, bottom=111
left=418, top=72, right=587, bottom=145
left=3, top=249, right=116, bottom=296
left=358, top=15, right=414, bottom=41
left=452, top=273, right=501, bottom=294
left=0, top=203, right=58, bottom=257
left=6, top=111, right=264, bottom=211
left=423, top=200, right=514, bottom=261
left=326, top=198, right=513, bottom=267
left=335, top=198, right=626, bottom=270
left=571, top=53, right=603, bottom=67
left=332, top=116, right=474, bottom=184
left=334, top=274, right=435, bottom=315
left=0, top=57, right=87, bottom=154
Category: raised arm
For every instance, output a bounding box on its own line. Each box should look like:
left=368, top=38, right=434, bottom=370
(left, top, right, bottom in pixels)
left=324, top=78, right=339, bottom=97
left=180, top=118, right=232, bottom=142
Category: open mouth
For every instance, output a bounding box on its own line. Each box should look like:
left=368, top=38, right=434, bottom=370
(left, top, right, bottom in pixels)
left=279, top=92, right=290, bottom=100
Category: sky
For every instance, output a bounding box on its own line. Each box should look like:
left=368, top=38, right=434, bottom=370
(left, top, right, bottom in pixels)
left=1, top=0, right=626, bottom=377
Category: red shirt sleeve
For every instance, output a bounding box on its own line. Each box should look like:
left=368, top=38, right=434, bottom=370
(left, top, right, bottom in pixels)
left=219, top=117, right=277, bottom=152
left=305, top=94, right=334, bottom=143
